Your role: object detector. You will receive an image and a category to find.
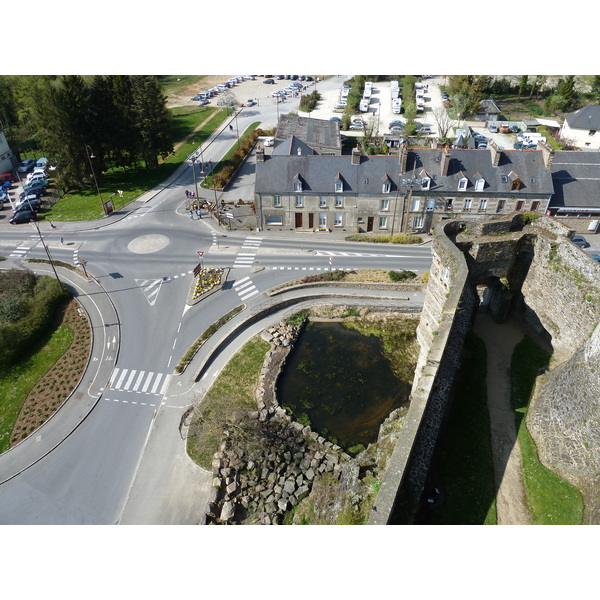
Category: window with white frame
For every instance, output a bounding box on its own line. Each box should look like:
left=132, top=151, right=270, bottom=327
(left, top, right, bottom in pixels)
left=379, top=216, right=388, bottom=229
left=319, top=196, right=327, bottom=207
left=382, top=181, right=391, bottom=193
left=274, top=195, right=282, bottom=207
left=411, top=197, right=420, bottom=211
left=319, top=213, right=327, bottom=227
left=421, top=177, right=431, bottom=190
left=463, top=198, right=472, bottom=211
left=413, top=216, right=424, bottom=229
left=334, top=213, right=343, bottom=226
left=458, top=177, right=468, bottom=191
left=335, top=181, right=343, bottom=193
left=335, top=196, right=343, bottom=207
left=265, top=215, right=283, bottom=226
left=475, top=178, right=485, bottom=191
left=381, top=198, right=389, bottom=211
left=478, top=199, right=487, bottom=211
left=294, top=181, right=302, bottom=192
left=295, top=196, right=303, bottom=207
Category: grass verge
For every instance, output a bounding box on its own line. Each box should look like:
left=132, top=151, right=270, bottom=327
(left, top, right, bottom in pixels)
left=511, top=336, right=584, bottom=524
left=0, top=324, right=73, bottom=453
left=418, top=332, right=497, bottom=525
left=186, top=335, right=270, bottom=470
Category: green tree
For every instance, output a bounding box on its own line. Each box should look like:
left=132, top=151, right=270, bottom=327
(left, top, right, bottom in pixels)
left=591, top=75, right=600, bottom=101
left=130, top=76, right=173, bottom=170
left=518, top=75, right=529, bottom=99
left=108, top=75, right=140, bottom=169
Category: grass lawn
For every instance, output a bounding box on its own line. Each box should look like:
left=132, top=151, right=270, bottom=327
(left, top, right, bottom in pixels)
left=186, top=335, right=270, bottom=470
left=511, top=337, right=584, bottom=524
left=0, top=324, right=73, bottom=453
left=418, top=332, right=498, bottom=525
left=41, top=106, right=229, bottom=222
left=156, top=76, right=205, bottom=96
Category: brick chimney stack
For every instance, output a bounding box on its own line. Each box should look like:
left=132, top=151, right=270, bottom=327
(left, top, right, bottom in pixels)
left=256, top=145, right=265, bottom=162
left=538, top=141, right=555, bottom=170
left=399, top=141, right=408, bottom=174
left=489, top=140, right=502, bottom=167
left=440, top=147, right=451, bottom=176
left=351, top=146, right=361, bottom=165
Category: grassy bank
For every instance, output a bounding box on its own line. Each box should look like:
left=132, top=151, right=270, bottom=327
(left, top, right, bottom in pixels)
left=0, top=324, right=73, bottom=452
left=511, top=337, right=584, bottom=524
left=418, top=332, right=498, bottom=525
left=186, top=336, right=270, bottom=470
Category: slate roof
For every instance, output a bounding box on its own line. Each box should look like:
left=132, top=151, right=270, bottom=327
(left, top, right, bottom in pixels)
left=563, top=105, right=600, bottom=131
left=549, top=151, right=600, bottom=210
left=274, top=115, right=341, bottom=154
left=255, top=148, right=554, bottom=197
left=272, top=135, right=316, bottom=156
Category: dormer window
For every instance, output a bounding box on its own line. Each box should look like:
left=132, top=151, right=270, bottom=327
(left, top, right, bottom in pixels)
left=334, top=172, right=344, bottom=193
left=293, top=173, right=303, bottom=192
left=382, top=181, right=391, bottom=193
left=474, top=172, right=485, bottom=191
left=421, top=177, right=431, bottom=190
left=458, top=177, right=468, bottom=191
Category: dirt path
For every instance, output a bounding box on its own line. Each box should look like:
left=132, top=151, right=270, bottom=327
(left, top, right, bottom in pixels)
left=473, top=312, right=531, bottom=525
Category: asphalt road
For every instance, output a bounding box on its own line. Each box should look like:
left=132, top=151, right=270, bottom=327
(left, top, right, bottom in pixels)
left=0, top=78, right=432, bottom=524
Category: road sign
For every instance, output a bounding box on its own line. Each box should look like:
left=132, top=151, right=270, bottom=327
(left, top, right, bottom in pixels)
left=197, top=251, right=204, bottom=257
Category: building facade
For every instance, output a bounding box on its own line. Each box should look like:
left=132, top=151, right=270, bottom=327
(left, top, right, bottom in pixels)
left=254, top=141, right=555, bottom=234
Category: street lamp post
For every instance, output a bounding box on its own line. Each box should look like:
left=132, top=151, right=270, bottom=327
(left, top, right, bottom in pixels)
left=188, top=153, right=199, bottom=200
left=30, top=219, right=64, bottom=291
left=85, top=144, right=106, bottom=216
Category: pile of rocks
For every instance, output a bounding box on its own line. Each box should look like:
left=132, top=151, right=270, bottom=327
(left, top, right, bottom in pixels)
left=205, top=415, right=351, bottom=524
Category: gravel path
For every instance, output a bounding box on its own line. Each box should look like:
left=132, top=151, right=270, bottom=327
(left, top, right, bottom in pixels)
left=473, top=312, right=531, bottom=525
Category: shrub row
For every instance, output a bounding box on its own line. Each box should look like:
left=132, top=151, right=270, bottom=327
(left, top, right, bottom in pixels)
left=0, top=274, right=72, bottom=366
left=345, top=233, right=423, bottom=244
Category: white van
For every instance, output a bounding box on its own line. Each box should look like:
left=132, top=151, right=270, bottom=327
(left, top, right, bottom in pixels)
left=392, top=98, right=402, bottom=114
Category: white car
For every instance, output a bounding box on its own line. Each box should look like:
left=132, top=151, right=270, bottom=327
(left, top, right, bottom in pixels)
left=263, top=137, right=274, bottom=147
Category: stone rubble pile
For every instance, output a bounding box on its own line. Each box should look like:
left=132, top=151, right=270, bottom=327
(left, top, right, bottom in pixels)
left=205, top=319, right=353, bottom=524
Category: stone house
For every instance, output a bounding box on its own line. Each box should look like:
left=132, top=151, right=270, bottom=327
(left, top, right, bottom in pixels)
left=254, top=140, right=555, bottom=234
left=560, top=104, right=600, bottom=150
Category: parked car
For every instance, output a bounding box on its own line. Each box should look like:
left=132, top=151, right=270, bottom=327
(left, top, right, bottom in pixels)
left=35, top=157, right=48, bottom=169
left=15, top=198, right=41, bottom=212
left=389, top=120, right=404, bottom=129
left=498, top=123, right=510, bottom=133
left=20, top=188, right=44, bottom=200
left=276, top=75, right=284, bottom=80
left=246, top=99, right=255, bottom=106
left=26, top=171, right=47, bottom=184
left=0, top=172, right=15, bottom=184
left=389, top=126, right=404, bottom=134
left=18, top=192, right=43, bottom=205
left=511, top=125, right=520, bottom=133
left=1, top=180, right=11, bottom=191
left=17, top=158, right=36, bottom=173
left=571, top=235, right=589, bottom=248
left=191, top=93, right=202, bottom=100
left=263, top=78, right=275, bottom=84
left=477, top=141, right=488, bottom=149
left=349, top=122, right=364, bottom=130
left=590, top=254, right=600, bottom=262
left=9, top=209, right=36, bottom=224
left=23, top=179, right=48, bottom=193
left=489, top=123, right=499, bottom=133
left=330, top=117, right=342, bottom=124
left=263, top=137, right=274, bottom=147
left=305, top=76, right=313, bottom=81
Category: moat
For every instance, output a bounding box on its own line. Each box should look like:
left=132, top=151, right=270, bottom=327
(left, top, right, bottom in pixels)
left=276, top=320, right=412, bottom=453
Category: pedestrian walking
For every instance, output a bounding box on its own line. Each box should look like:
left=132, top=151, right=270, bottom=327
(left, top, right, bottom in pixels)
left=229, top=125, right=233, bottom=131
left=185, top=190, right=190, bottom=198
left=189, top=210, right=194, bottom=219
left=196, top=209, right=202, bottom=219
left=60, top=236, right=64, bottom=244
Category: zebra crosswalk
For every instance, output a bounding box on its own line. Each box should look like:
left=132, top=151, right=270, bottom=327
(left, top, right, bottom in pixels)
left=232, top=236, right=263, bottom=268
left=233, top=276, right=259, bottom=301
left=108, top=367, right=172, bottom=396
left=9, top=240, right=36, bottom=259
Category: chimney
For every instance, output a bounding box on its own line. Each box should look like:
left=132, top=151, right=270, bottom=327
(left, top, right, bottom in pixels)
left=538, top=141, right=555, bottom=170
left=256, top=145, right=265, bottom=162
left=399, top=141, right=408, bottom=173
left=430, top=138, right=439, bottom=150
left=351, top=146, right=361, bottom=165
left=489, top=140, right=502, bottom=167
left=440, top=147, right=451, bottom=176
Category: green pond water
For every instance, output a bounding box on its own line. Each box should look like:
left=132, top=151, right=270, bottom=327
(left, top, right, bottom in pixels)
left=276, top=321, right=411, bottom=452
